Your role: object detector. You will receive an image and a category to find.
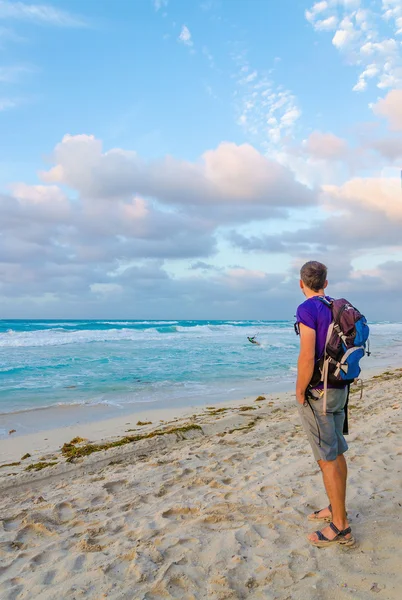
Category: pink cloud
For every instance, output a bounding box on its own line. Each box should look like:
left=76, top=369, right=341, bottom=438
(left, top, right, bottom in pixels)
left=372, top=90, right=402, bottom=131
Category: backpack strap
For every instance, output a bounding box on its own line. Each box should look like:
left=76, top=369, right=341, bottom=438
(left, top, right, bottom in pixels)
left=316, top=296, right=334, bottom=415
left=322, top=322, right=334, bottom=415
left=317, top=296, right=333, bottom=308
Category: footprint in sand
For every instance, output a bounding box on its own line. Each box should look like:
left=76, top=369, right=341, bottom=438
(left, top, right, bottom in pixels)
left=42, top=569, right=57, bottom=585
left=15, top=523, right=53, bottom=543
left=103, top=554, right=136, bottom=582
left=163, top=573, right=191, bottom=597
left=223, top=491, right=236, bottom=502
left=30, top=550, right=52, bottom=567
left=103, top=479, right=128, bottom=494
left=0, top=541, right=24, bottom=555
left=161, top=506, right=200, bottom=520
left=90, top=493, right=107, bottom=506
left=1, top=517, right=22, bottom=533
left=54, top=501, right=75, bottom=523
left=72, top=554, right=87, bottom=571
left=2, top=583, right=24, bottom=600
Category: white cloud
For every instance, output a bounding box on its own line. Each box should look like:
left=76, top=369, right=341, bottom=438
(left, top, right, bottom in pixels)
left=233, top=54, right=301, bottom=149
left=306, top=0, right=402, bottom=91
left=332, top=24, right=357, bottom=49
left=0, top=0, right=86, bottom=27
left=360, top=38, right=398, bottom=55
left=153, top=0, right=168, bottom=11
left=315, top=15, right=338, bottom=30
left=178, top=24, right=192, bottom=46
left=306, top=1, right=329, bottom=23
left=383, top=0, right=402, bottom=35
left=353, top=63, right=379, bottom=91
left=40, top=135, right=315, bottom=216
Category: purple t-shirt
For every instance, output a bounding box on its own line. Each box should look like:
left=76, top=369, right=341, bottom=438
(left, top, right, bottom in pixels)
left=296, top=295, right=344, bottom=389
left=296, top=295, right=332, bottom=361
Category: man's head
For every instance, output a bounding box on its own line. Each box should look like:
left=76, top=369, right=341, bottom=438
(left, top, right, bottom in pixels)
left=299, top=261, right=328, bottom=297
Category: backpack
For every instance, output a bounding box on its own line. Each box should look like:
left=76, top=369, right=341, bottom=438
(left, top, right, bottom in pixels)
left=309, top=297, right=370, bottom=413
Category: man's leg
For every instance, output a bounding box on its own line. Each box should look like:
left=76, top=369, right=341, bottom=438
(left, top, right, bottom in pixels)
left=337, top=452, right=347, bottom=492
left=309, top=453, right=347, bottom=520
left=308, top=453, right=350, bottom=541
left=319, top=457, right=348, bottom=526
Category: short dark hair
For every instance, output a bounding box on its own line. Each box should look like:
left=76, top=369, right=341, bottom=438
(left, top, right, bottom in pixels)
left=300, top=261, right=327, bottom=292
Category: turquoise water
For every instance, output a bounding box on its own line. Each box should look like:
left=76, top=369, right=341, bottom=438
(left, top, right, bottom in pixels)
left=1, top=319, right=402, bottom=419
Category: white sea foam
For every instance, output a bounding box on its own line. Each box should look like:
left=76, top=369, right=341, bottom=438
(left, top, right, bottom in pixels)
left=0, top=322, right=295, bottom=348
left=0, top=327, right=179, bottom=348
left=3, top=320, right=397, bottom=348
left=98, top=320, right=179, bottom=325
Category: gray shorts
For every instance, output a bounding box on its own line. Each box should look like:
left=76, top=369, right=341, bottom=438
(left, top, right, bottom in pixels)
left=297, top=387, right=349, bottom=462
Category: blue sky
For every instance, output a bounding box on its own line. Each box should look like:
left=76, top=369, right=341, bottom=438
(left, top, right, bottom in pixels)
left=1, top=0, right=402, bottom=319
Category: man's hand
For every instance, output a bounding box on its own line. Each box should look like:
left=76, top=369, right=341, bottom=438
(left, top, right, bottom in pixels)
left=296, top=391, right=306, bottom=405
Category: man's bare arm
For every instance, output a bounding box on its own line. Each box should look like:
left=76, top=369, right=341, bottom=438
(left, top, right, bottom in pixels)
left=296, top=323, right=316, bottom=404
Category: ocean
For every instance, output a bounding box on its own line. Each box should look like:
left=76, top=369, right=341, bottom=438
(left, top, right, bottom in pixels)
left=1, top=319, right=402, bottom=435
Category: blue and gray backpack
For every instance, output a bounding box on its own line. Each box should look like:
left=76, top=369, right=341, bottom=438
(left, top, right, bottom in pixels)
left=309, top=297, right=370, bottom=414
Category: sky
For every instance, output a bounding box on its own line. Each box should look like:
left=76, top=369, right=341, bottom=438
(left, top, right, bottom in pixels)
left=1, top=0, right=402, bottom=320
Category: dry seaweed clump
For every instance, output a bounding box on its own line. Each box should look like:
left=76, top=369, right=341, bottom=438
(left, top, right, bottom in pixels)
left=255, top=396, right=266, bottom=402
left=227, top=417, right=261, bottom=435
left=21, top=453, right=31, bottom=460
left=239, top=405, right=257, bottom=411
left=61, top=424, right=203, bottom=463
left=0, top=461, right=21, bottom=469
left=25, top=461, right=58, bottom=472
left=371, top=368, right=402, bottom=382
left=70, top=436, right=87, bottom=444
left=136, top=421, right=152, bottom=426
left=205, top=407, right=233, bottom=416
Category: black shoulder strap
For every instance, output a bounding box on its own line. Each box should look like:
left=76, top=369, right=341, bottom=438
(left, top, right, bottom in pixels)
left=343, top=384, right=350, bottom=435
left=317, top=296, right=333, bottom=309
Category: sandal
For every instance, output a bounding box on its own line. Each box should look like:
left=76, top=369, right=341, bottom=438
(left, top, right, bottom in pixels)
left=308, top=522, right=355, bottom=548
left=308, top=504, right=332, bottom=522
left=307, top=504, right=348, bottom=522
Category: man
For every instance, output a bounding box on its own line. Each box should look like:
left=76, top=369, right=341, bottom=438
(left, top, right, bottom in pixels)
left=295, top=261, right=354, bottom=547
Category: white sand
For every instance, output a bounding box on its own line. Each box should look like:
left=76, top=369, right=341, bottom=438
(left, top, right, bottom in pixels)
left=0, top=370, right=401, bottom=599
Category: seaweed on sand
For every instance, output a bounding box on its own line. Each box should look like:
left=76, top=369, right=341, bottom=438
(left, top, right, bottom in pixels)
left=61, top=424, right=203, bottom=463
left=25, top=461, right=58, bottom=472
left=227, top=417, right=261, bottom=435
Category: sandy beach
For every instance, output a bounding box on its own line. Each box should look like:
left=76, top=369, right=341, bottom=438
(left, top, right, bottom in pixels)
left=1, top=368, right=401, bottom=600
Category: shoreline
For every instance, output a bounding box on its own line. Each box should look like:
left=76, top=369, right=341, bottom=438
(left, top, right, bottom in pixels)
left=1, top=357, right=398, bottom=443
left=0, top=364, right=400, bottom=483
